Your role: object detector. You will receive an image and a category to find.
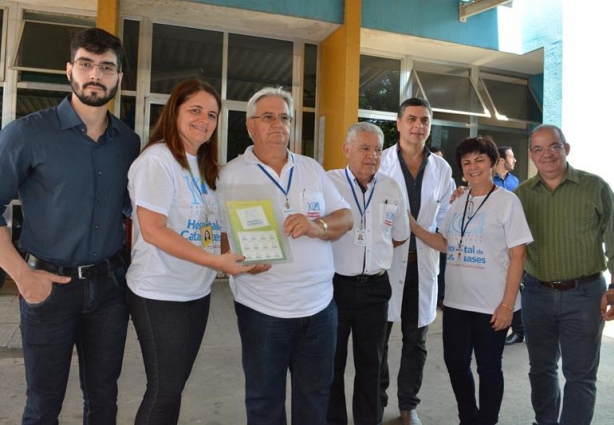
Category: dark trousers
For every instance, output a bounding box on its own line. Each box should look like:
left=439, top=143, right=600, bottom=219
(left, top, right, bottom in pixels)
left=129, top=290, right=210, bottom=425
left=327, top=272, right=391, bottom=425
left=380, top=260, right=428, bottom=413
left=438, top=251, right=447, bottom=301
left=510, top=310, right=524, bottom=337
left=20, top=267, right=128, bottom=425
left=443, top=306, right=508, bottom=425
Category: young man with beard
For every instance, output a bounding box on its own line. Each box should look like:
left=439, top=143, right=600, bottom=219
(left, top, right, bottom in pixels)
left=0, top=28, right=140, bottom=424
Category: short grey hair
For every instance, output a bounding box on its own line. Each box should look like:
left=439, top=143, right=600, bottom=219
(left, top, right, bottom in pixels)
left=345, top=122, right=384, bottom=147
left=246, top=87, right=294, bottom=119
left=530, top=124, right=567, bottom=146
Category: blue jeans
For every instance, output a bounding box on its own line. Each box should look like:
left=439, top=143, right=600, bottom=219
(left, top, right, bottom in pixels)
left=522, top=274, right=605, bottom=425
left=128, top=290, right=210, bottom=425
left=443, top=306, right=507, bottom=425
left=20, top=267, right=128, bottom=425
left=235, top=300, right=337, bottom=425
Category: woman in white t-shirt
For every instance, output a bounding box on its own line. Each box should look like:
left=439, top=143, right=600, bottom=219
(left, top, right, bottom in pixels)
left=126, top=80, right=259, bottom=425
left=410, top=136, right=533, bottom=425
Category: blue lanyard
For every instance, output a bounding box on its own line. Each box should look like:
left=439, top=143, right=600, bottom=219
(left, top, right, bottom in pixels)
left=257, top=155, right=294, bottom=208
left=345, top=168, right=376, bottom=226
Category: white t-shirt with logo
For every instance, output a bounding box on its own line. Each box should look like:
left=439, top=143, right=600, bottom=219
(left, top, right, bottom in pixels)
left=127, top=143, right=220, bottom=301
left=442, top=188, right=533, bottom=314
left=218, top=146, right=350, bottom=318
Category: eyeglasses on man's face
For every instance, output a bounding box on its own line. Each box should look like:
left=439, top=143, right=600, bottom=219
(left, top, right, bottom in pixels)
left=530, top=143, right=566, bottom=155
left=250, top=113, right=293, bottom=125
left=72, top=59, right=119, bottom=75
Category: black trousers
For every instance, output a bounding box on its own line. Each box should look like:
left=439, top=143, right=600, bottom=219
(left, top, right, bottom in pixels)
left=327, top=272, right=391, bottom=425
left=380, top=259, right=428, bottom=414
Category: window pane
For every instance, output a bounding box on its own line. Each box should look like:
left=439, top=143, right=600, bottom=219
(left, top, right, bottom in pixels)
left=151, top=24, right=223, bottom=95
left=121, top=20, right=139, bottom=91
left=357, top=117, right=398, bottom=149
left=19, top=71, right=68, bottom=84
left=119, top=95, right=136, bottom=130
left=477, top=128, right=529, bottom=181
left=149, top=104, right=165, bottom=132
left=482, top=78, right=542, bottom=123
left=360, top=55, right=401, bottom=113
left=227, top=34, right=293, bottom=101
left=304, top=44, right=317, bottom=108
left=430, top=125, right=470, bottom=187
left=414, top=69, right=488, bottom=117
left=227, top=110, right=251, bottom=162
left=14, top=20, right=93, bottom=73
left=16, top=89, right=67, bottom=119
left=302, top=112, right=315, bottom=158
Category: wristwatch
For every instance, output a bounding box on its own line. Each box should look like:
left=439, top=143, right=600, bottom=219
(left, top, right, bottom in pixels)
left=608, top=284, right=614, bottom=305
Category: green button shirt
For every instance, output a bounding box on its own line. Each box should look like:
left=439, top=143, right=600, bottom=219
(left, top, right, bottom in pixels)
left=515, top=164, right=614, bottom=282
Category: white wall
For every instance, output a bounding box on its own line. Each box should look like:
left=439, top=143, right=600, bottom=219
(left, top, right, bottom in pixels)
left=563, top=0, right=614, bottom=188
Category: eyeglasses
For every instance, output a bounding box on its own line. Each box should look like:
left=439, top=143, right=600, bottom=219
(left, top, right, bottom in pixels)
left=530, top=143, right=566, bottom=155
left=250, top=113, right=293, bottom=125
left=72, top=59, right=119, bottom=75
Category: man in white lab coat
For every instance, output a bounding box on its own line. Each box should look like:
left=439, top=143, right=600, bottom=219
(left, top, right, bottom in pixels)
left=379, top=98, right=454, bottom=425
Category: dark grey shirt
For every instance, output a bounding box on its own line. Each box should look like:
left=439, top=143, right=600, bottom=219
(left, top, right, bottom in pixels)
left=398, top=146, right=431, bottom=251
left=0, top=95, right=140, bottom=266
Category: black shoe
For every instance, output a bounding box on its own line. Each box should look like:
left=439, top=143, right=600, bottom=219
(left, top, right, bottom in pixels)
left=505, top=333, right=524, bottom=345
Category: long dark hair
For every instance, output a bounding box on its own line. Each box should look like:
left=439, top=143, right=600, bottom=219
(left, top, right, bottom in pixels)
left=145, top=79, right=221, bottom=190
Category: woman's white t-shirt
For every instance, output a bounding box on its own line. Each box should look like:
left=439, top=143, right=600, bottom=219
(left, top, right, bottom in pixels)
left=443, top=188, right=533, bottom=314
left=127, top=144, right=220, bottom=301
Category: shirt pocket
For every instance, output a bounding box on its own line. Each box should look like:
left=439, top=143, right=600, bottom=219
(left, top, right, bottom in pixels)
left=302, top=192, right=325, bottom=219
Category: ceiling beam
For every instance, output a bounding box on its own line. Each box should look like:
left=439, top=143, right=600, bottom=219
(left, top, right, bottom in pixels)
left=459, top=0, right=513, bottom=23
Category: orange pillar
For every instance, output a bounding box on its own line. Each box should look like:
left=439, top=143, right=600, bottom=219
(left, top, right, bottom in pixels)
left=319, top=0, right=361, bottom=170
left=96, top=0, right=119, bottom=113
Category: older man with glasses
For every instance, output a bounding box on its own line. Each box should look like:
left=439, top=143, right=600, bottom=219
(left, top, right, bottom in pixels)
left=218, top=87, right=353, bottom=425
left=516, top=124, right=614, bottom=425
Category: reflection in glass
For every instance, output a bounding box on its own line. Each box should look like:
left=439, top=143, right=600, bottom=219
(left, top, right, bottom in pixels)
left=358, top=117, right=398, bottom=149
left=430, top=125, right=470, bottom=187
left=16, top=89, right=67, bottom=119
left=149, top=104, right=165, bottom=132
left=14, top=18, right=93, bottom=74
left=151, top=24, right=223, bottom=95
left=304, top=44, right=317, bottom=108
left=360, top=55, right=401, bottom=113
left=302, top=112, right=315, bottom=158
left=227, top=34, right=293, bottom=101
left=122, top=20, right=139, bottom=91
left=413, top=69, right=489, bottom=117
left=227, top=110, right=251, bottom=162
left=119, top=96, right=136, bottom=130
left=481, top=79, right=542, bottom=123
left=477, top=128, right=529, bottom=181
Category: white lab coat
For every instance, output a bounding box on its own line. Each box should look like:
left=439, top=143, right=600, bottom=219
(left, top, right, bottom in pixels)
left=380, top=145, right=454, bottom=327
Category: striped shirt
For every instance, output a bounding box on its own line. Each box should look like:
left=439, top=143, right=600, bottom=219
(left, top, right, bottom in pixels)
left=515, top=164, right=614, bottom=282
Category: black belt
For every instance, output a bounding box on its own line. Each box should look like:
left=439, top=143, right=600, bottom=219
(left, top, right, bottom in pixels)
left=408, top=251, right=418, bottom=262
left=537, top=272, right=602, bottom=291
left=27, top=251, right=125, bottom=280
left=335, top=270, right=386, bottom=284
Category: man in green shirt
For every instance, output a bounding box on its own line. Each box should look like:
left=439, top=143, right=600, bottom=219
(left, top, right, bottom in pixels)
left=515, top=124, right=614, bottom=425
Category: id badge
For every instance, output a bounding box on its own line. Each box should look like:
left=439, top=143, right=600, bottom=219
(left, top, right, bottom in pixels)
left=282, top=206, right=295, bottom=219
left=200, top=224, right=213, bottom=249
left=354, top=228, right=366, bottom=246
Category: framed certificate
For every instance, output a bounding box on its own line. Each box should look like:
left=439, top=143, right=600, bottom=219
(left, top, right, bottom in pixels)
left=218, top=185, right=293, bottom=264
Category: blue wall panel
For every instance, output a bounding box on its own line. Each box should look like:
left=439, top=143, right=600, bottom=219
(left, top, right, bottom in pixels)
left=187, top=0, right=343, bottom=23
left=362, top=0, right=499, bottom=50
